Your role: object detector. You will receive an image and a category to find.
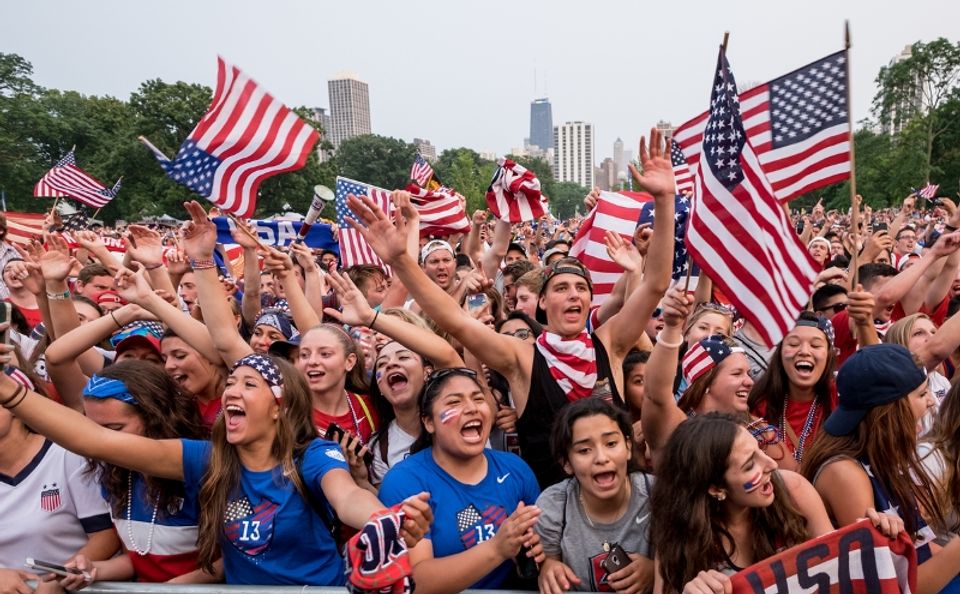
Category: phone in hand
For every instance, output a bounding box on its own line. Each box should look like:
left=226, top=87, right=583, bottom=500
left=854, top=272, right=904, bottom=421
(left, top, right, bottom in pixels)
left=324, top=423, right=372, bottom=465
left=0, top=301, right=11, bottom=345
left=466, top=293, right=489, bottom=314
left=600, top=543, right=630, bottom=574
left=24, top=558, right=84, bottom=578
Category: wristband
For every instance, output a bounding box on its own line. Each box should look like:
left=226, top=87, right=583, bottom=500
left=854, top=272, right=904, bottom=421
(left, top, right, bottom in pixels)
left=46, top=289, right=71, bottom=301
left=946, top=224, right=958, bottom=232
left=368, top=310, right=380, bottom=330
left=0, top=383, right=26, bottom=409
left=189, top=258, right=217, bottom=270
left=143, top=262, right=164, bottom=270
left=656, top=330, right=685, bottom=349
left=109, top=309, right=123, bottom=330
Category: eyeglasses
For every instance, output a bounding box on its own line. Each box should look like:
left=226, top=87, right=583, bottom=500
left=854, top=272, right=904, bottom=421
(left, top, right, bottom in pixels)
left=501, top=328, right=533, bottom=340
left=819, top=302, right=847, bottom=315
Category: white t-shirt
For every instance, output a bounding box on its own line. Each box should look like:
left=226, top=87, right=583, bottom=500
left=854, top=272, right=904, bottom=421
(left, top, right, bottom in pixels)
left=919, top=371, right=951, bottom=436
left=0, top=440, right=112, bottom=570
left=370, top=421, right=417, bottom=485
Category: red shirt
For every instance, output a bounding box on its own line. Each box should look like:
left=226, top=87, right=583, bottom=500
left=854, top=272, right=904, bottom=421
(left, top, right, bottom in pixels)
left=312, top=392, right=378, bottom=444
left=831, top=302, right=907, bottom=366
left=196, top=398, right=222, bottom=435
left=754, top=385, right=838, bottom=458
left=6, top=299, right=41, bottom=331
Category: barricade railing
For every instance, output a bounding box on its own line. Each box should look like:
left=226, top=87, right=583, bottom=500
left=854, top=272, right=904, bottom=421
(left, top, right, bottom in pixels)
left=52, top=584, right=602, bottom=594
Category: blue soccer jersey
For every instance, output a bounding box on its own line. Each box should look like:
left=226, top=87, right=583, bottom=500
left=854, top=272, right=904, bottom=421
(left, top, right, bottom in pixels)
left=181, top=438, right=348, bottom=585
left=379, top=448, right=540, bottom=589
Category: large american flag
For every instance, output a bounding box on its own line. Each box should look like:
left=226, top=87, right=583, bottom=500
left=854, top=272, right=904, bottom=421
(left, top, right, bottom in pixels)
left=485, top=158, right=545, bottom=222
left=404, top=184, right=470, bottom=237
left=336, top=177, right=393, bottom=271
left=687, top=48, right=818, bottom=347
left=150, top=57, right=319, bottom=218
left=410, top=153, right=434, bottom=187
left=673, top=50, right=850, bottom=202
left=33, top=150, right=121, bottom=208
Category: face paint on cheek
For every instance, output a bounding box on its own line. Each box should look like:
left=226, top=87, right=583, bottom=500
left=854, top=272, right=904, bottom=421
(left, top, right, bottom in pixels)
left=743, top=470, right=765, bottom=493
left=376, top=371, right=383, bottom=382
left=439, top=408, right=461, bottom=425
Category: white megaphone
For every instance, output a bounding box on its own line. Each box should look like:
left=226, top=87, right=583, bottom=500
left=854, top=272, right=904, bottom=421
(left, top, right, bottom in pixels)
left=296, top=185, right=335, bottom=242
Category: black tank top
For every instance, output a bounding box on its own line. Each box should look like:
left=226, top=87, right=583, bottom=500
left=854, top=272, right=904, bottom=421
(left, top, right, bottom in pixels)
left=517, top=333, right=626, bottom=489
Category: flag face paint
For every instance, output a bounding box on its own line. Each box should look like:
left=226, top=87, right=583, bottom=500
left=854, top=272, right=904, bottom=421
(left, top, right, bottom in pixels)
left=439, top=408, right=460, bottom=425
left=743, top=470, right=765, bottom=493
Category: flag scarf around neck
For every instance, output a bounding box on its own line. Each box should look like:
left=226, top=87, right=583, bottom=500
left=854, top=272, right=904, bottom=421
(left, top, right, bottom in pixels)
left=536, top=331, right=598, bottom=401
left=729, top=519, right=916, bottom=594
left=151, top=57, right=319, bottom=218
left=485, top=158, right=545, bottom=222
left=687, top=47, right=818, bottom=348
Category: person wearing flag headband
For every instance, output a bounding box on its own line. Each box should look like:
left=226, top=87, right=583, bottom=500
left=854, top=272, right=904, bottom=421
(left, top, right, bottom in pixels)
left=344, top=126, right=676, bottom=489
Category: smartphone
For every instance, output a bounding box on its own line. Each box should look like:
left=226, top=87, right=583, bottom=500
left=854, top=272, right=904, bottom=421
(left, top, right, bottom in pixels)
left=24, top=558, right=83, bottom=578
left=0, top=302, right=11, bottom=345
left=466, top=293, right=489, bottom=314
left=324, top=423, right=373, bottom=466
left=600, top=543, right=630, bottom=574
left=875, top=222, right=889, bottom=232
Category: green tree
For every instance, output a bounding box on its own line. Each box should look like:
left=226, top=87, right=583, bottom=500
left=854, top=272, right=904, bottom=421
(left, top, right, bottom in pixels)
left=0, top=53, right=48, bottom=210
left=333, top=134, right=414, bottom=191
left=550, top=181, right=589, bottom=219
left=433, top=147, right=495, bottom=213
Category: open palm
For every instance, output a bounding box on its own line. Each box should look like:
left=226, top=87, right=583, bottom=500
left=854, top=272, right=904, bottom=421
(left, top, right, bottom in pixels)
left=629, top=127, right=676, bottom=197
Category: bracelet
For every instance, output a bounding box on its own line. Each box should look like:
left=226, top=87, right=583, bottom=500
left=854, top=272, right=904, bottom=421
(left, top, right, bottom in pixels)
left=656, top=330, right=685, bottom=349
left=946, top=224, right=958, bottom=232
left=368, top=310, right=380, bottom=330
left=1, top=383, right=26, bottom=409
left=109, top=309, right=123, bottom=330
left=46, top=289, right=70, bottom=301
left=189, top=258, right=217, bottom=270
left=143, top=262, right=164, bottom=270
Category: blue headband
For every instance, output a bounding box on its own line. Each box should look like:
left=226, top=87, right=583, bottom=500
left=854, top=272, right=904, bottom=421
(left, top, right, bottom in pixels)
left=253, top=310, right=298, bottom=341
left=232, top=354, right=284, bottom=400
left=83, top=374, right=138, bottom=407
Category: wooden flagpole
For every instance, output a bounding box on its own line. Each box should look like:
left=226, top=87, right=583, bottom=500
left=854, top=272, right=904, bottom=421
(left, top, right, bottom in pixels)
left=844, top=21, right=861, bottom=288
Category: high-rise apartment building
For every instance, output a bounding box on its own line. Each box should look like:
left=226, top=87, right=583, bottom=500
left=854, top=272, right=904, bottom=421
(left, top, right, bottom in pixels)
left=553, top=121, right=593, bottom=188
left=529, top=98, right=553, bottom=151
left=413, top=138, right=437, bottom=162
left=309, top=107, right=333, bottom=163
left=327, top=73, right=371, bottom=149
left=613, top=137, right=625, bottom=178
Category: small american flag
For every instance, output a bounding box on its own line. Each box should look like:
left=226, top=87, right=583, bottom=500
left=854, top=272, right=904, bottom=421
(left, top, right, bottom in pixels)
left=149, top=57, right=319, bottom=218
left=410, top=153, right=434, bottom=187
left=670, top=139, right=695, bottom=194
left=916, top=183, right=940, bottom=200
left=33, top=150, right=120, bottom=208
left=687, top=47, right=818, bottom=347
left=674, top=50, right=850, bottom=202
left=336, top=176, right=393, bottom=272
left=62, top=210, right=89, bottom=232
left=405, top=184, right=470, bottom=237
left=638, top=194, right=692, bottom=280
left=485, top=158, right=545, bottom=222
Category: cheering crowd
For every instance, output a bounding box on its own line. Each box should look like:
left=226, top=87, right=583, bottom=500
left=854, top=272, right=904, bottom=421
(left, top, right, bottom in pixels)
left=3, top=130, right=960, bottom=594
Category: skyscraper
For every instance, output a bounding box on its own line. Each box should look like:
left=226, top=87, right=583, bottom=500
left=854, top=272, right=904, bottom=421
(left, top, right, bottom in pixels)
left=553, top=121, right=594, bottom=188
left=327, top=73, right=371, bottom=149
left=613, top=137, right=625, bottom=178
left=529, top=98, right=553, bottom=151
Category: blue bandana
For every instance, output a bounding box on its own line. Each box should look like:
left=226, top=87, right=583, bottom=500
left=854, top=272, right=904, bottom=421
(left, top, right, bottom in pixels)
left=83, top=374, right=138, bottom=407
left=232, top=354, right=284, bottom=400
left=253, top=309, right=298, bottom=341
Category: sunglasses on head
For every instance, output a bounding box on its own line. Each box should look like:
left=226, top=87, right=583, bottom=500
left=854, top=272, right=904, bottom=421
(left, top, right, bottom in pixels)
left=423, top=367, right=478, bottom=393
left=501, top=328, right=533, bottom=340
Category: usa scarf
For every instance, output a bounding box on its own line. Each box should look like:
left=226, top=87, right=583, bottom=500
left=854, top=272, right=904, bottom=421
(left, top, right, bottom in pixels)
left=536, top=331, right=598, bottom=401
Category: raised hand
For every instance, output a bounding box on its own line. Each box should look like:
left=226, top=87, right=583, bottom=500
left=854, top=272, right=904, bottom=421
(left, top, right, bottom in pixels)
left=322, top=269, right=375, bottom=327
left=661, top=286, right=692, bottom=329
left=114, top=264, right=156, bottom=305
left=605, top=229, right=643, bottom=272
left=73, top=229, right=107, bottom=254
left=165, top=243, right=190, bottom=276
left=629, top=128, right=676, bottom=198
left=288, top=242, right=319, bottom=272
left=125, top=225, right=164, bottom=267
left=262, top=247, right=294, bottom=278
left=180, top=201, right=218, bottom=260
left=393, top=190, right=418, bottom=224
left=230, top=219, right=262, bottom=250
left=932, top=231, right=960, bottom=257
left=39, top=244, right=76, bottom=283
left=345, top=193, right=409, bottom=263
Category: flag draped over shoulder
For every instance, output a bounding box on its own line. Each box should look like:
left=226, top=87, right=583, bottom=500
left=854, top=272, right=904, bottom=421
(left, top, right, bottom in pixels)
left=33, top=150, right=120, bottom=208
left=686, top=47, right=818, bottom=347
left=485, top=158, right=545, bottom=222
left=673, top=50, right=850, bottom=202
left=148, top=57, right=319, bottom=218
left=404, top=184, right=470, bottom=237
left=335, top=177, right=394, bottom=272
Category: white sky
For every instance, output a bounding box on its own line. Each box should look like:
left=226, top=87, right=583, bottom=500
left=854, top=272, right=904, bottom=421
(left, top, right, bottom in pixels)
left=3, top=0, right=958, bottom=161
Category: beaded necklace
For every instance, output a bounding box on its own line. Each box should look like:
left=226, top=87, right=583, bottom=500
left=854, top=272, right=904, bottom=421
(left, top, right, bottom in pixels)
left=126, top=473, right=159, bottom=556
left=782, top=395, right=819, bottom=462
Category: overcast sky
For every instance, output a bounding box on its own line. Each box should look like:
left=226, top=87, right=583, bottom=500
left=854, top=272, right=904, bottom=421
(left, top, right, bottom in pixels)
left=4, top=0, right=958, bottom=162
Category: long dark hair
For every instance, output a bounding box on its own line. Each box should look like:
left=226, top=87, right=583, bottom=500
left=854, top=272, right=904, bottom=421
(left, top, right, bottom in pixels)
left=196, top=356, right=318, bottom=572
left=551, top=398, right=637, bottom=471
left=927, top=380, right=960, bottom=532
left=84, top=361, right=204, bottom=517
left=747, top=313, right=836, bottom=429
left=410, top=368, right=483, bottom=454
left=652, top=413, right=809, bottom=594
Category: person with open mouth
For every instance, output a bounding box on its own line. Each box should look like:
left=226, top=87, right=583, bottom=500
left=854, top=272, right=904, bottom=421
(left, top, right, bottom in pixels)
left=378, top=367, right=543, bottom=593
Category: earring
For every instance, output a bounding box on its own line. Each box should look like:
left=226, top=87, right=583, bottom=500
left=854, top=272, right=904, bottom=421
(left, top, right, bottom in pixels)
left=713, top=492, right=726, bottom=501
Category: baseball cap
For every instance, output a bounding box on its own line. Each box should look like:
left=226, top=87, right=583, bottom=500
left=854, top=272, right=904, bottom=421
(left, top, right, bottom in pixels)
left=420, top=239, right=454, bottom=262
left=268, top=334, right=302, bottom=360
left=112, top=321, right=165, bottom=356
left=823, top=343, right=926, bottom=436
left=535, top=257, right=592, bottom=324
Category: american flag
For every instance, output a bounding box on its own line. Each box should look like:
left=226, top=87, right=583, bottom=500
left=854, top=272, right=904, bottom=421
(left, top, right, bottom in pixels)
left=33, top=150, right=121, bottom=208
left=570, top=190, right=652, bottom=304
left=486, top=158, right=545, bottom=222
left=40, top=484, right=62, bottom=512
left=3, top=212, right=46, bottom=245
left=336, top=176, right=393, bottom=272
left=638, top=193, right=692, bottom=280
left=410, top=153, right=434, bottom=187
left=670, top=139, right=695, bottom=194
left=405, top=184, right=470, bottom=236
left=62, top=209, right=89, bottom=232
left=915, top=183, right=940, bottom=200
left=149, top=57, right=319, bottom=218
left=673, top=50, right=850, bottom=202
left=687, top=48, right=818, bottom=348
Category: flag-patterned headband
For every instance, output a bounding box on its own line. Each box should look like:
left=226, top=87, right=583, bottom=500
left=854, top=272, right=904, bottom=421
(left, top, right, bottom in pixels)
left=232, top=354, right=284, bottom=400
left=681, top=334, right=744, bottom=385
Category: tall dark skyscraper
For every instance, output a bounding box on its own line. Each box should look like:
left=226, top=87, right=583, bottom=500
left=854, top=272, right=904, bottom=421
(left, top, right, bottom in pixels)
left=529, top=98, right=553, bottom=151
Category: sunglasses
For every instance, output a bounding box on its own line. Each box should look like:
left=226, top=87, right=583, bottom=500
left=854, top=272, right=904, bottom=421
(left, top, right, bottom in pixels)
left=694, top=302, right=736, bottom=317
left=820, top=302, right=847, bottom=315
left=501, top=328, right=533, bottom=340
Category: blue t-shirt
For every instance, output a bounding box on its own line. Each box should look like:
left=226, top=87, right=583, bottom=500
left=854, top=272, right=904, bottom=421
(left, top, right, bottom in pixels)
left=379, top=448, right=540, bottom=589
left=181, top=438, right=349, bottom=585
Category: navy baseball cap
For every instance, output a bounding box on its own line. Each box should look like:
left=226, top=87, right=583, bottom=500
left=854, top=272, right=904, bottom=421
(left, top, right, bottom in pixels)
left=824, top=344, right=926, bottom=436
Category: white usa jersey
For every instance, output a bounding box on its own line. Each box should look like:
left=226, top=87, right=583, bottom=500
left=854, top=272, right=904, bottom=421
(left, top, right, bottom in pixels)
left=0, top=440, right=112, bottom=569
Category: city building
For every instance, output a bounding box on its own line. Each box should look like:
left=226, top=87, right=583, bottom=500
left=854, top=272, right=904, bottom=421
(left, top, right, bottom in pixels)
left=553, top=121, right=594, bottom=188
left=529, top=98, right=553, bottom=151
left=597, top=158, right=617, bottom=191
left=656, top=120, right=675, bottom=138
left=413, top=138, right=437, bottom=162
left=613, top=137, right=625, bottom=179
left=309, top=107, right=333, bottom=163
left=327, top=73, right=371, bottom=149
left=882, top=45, right=923, bottom=136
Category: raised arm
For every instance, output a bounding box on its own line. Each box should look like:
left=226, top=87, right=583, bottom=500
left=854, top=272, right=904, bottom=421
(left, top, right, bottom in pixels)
left=480, top=219, right=511, bottom=280
left=873, top=232, right=960, bottom=313
left=231, top=220, right=264, bottom=326
left=181, top=201, right=252, bottom=366
left=289, top=242, right=329, bottom=320
left=125, top=225, right=177, bottom=299
left=324, top=270, right=463, bottom=368
left=640, top=286, right=691, bottom=459
left=263, top=246, right=321, bottom=331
